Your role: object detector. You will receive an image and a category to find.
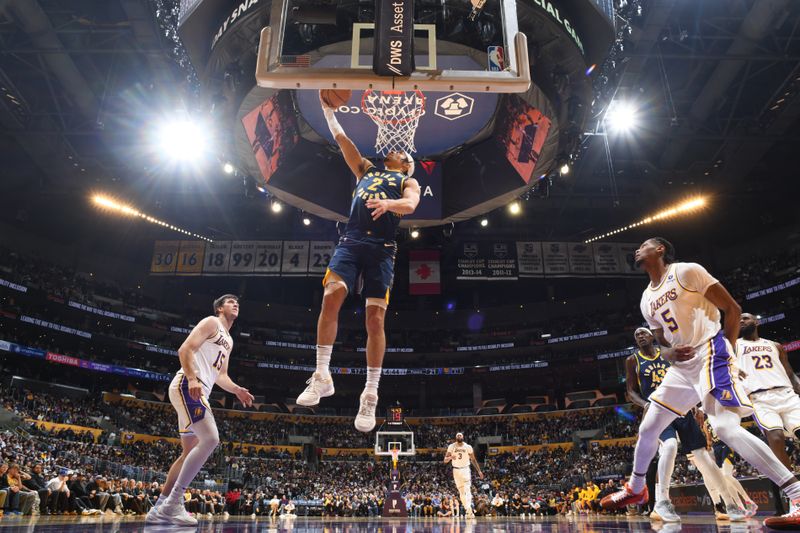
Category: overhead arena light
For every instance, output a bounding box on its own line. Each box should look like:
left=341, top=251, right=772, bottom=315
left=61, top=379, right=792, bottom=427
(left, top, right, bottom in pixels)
left=605, top=100, right=638, bottom=134
left=508, top=201, right=521, bottom=215
left=584, top=196, right=707, bottom=243
left=91, top=194, right=213, bottom=242
left=410, top=229, right=420, bottom=239
left=223, top=162, right=235, bottom=174
left=271, top=200, right=282, bottom=213
left=480, top=218, right=489, bottom=227
left=152, top=117, right=210, bottom=163
left=302, top=216, right=311, bottom=226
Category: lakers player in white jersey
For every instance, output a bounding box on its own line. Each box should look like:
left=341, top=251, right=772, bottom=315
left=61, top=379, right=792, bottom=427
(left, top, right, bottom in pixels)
left=444, top=432, right=483, bottom=519
left=737, top=312, right=800, bottom=469
left=601, top=238, right=800, bottom=529
left=147, top=294, right=254, bottom=525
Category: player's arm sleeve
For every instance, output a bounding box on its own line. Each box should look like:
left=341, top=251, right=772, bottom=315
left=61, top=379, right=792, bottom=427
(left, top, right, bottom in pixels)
left=676, top=262, right=719, bottom=295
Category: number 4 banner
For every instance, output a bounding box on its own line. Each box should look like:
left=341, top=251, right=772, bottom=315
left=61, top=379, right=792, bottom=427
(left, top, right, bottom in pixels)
left=282, top=241, right=310, bottom=276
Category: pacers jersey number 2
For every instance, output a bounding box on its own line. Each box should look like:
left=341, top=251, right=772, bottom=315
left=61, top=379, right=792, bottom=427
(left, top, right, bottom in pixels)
left=355, top=170, right=406, bottom=203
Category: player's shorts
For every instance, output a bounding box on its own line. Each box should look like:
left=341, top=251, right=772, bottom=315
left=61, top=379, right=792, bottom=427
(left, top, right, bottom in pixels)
left=712, top=441, right=735, bottom=467
left=325, top=235, right=397, bottom=304
left=169, top=372, right=213, bottom=436
left=658, top=412, right=707, bottom=454
left=649, top=330, right=752, bottom=417
left=749, top=386, right=800, bottom=434
left=453, top=467, right=471, bottom=491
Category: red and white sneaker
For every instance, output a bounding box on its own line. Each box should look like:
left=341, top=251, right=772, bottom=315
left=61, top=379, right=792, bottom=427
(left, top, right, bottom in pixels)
left=763, top=501, right=800, bottom=530
left=600, top=484, right=649, bottom=510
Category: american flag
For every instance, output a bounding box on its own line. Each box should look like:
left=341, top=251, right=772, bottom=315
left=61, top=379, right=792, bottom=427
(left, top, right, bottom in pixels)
left=279, top=55, right=311, bottom=67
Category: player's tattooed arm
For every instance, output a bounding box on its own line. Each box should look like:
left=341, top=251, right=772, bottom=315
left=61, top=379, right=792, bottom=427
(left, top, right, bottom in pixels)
left=624, top=356, right=649, bottom=409
left=777, top=342, right=800, bottom=395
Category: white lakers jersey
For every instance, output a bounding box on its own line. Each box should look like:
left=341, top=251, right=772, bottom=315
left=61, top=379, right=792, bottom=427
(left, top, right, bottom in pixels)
left=736, top=337, right=790, bottom=393
left=178, top=318, right=233, bottom=396
left=640, top=262, right=721, bottom=353
left=447, top=442, right=473, bottom=468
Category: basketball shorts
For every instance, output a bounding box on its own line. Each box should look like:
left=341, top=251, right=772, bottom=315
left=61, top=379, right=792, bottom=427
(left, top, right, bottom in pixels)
left=649, top=330, right=752, bottom=417
left=750, top=386, right=800, bottom=434
left=453, top=467, right=471, bottom=491
left=712, top=441, right=735, bottom=468
left=169, top=373, right=214, bottom=436
left=325, top=235, right=397, bottom=304
left=658, top=412, right=707, bottom=454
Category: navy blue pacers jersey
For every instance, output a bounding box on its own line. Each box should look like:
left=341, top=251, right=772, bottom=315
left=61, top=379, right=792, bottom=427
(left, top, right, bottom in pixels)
left=344, top=166, right=407, bottom=242
left=634, top=349, right=670, bottom=400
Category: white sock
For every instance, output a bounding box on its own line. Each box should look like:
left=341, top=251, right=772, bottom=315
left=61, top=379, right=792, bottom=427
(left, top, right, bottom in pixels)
left=656, top=438, right=678, bottom=503
left=316, top=345, right=332, bottom=378
left=784, top=481, right=800, bottom=501
left=365, top=367, right=381, bottom=394
left=630, top=406, right=678, bottom=493
left=154, top=494, right=166, bottom=508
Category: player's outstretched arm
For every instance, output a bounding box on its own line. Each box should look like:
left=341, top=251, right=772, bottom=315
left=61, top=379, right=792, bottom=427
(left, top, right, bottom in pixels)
left=178, top=317, right=218, bottom=400
left=777, top=342, right=800, bottom=395
left=704, top=282, right=742, bottom=346
left=443, top=449, right=452, bottom=464
left=216, top=354, right=254, bottom=407
left=624, top=356, right=648, bottom=410
left=320, top=92, right=371, bottom=179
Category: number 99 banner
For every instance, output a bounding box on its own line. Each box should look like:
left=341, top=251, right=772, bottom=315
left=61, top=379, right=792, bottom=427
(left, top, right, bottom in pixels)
left=150, top=240, right=335, bottom=277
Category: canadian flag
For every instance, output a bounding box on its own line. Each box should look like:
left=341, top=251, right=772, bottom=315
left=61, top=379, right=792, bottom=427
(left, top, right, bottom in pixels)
left=409, top=250, right=441, bottom=295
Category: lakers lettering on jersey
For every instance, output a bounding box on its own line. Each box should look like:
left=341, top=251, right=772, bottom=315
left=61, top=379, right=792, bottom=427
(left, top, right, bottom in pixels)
left=634, top=349, right=670, bottom=400
left=736, top=338, right=790, bottom=393
left=640, top=262, right=721, bottom=352
left=447, top=443, right=473, bottom=468
left=344, top=167, right=407, bottom=242
left=178, top=319, right=233, bottom=396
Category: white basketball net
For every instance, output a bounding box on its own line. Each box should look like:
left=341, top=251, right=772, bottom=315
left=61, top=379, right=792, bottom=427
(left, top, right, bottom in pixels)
left=361, top=90, right=426, bottom=155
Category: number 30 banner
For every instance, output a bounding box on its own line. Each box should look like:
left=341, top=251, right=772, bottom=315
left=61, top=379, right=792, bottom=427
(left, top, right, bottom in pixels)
left=150, top=240, right=334, bottom=277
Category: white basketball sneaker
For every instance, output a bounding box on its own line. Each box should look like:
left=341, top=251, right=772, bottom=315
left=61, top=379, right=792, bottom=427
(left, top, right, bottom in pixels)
left=159, top=501, right=198, bottom=526
left=145, top=505, right=166, bottom=523
left=354, top=391, right=378, bottom=432
left=296, top=372, right=335, bottom=406
left=650, top=500, right=680, bottom=523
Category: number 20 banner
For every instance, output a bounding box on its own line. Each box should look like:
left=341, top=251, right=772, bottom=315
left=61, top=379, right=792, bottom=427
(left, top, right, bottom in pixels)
left=150, top=240, right=334, bottom=276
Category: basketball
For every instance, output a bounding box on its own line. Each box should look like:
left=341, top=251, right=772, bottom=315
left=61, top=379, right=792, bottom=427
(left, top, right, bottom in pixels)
left=321, top=89, right=351, bottom=109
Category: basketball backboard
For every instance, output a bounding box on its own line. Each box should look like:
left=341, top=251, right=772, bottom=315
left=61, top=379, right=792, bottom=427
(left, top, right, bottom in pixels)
left=375, top=431, right=415, bottom=456
left=255, top=0, right=529, bottom=92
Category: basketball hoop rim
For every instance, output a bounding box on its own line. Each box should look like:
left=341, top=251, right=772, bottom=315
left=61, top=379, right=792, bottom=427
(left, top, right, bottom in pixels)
left=361, top=89, right=426, bottom=125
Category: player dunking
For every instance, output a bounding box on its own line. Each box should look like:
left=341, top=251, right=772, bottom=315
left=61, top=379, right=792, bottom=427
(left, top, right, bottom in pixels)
left=296, top=92, right=421, bottom=432
left=737, top=312, right=800, bottom=468
left=626, top=327, right=747, bottom=522
left=601, top=238, right=800, bottom=529
left=147, top=295, right=254, bottom=525
left=444, top=432, right=484, bottom=519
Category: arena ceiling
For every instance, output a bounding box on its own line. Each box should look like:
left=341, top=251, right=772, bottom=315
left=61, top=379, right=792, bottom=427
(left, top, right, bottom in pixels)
left=1, top=0, right=799, bottom=244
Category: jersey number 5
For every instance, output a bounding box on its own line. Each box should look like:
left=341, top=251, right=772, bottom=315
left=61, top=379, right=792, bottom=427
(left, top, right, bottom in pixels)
left=660, top=309, right=679, bottom=332
left=212, top=350, right=226, bottom=371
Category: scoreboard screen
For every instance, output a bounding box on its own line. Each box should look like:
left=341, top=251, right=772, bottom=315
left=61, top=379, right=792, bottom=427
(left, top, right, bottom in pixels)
left=387, top=405, right=404, bottom=425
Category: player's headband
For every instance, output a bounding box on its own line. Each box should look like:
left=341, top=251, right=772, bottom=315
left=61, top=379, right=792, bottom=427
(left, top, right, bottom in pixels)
left=455, top=432, right=464, bottom=438
left=635, top=327, right=653, bottom=336
left=386, top=151, right=415, bottom=177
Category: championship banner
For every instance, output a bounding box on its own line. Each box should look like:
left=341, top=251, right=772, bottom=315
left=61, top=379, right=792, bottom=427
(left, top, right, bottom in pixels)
left=373, top=0, right=414, bottom=76
left=542, top=242, right=570, bottom=276
left=456, top=242, right=517, bottom=280
left=592, top=242, right=623, bottom=275
left=516, top=242, right=544, bottom=277
left=409, top=250, right=441, bottom=295
left=567, top=243, right=595, bottom=275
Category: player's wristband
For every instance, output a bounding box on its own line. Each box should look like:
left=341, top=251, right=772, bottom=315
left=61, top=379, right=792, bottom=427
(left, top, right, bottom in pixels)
left=323, top=107, right=344, bottom=138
